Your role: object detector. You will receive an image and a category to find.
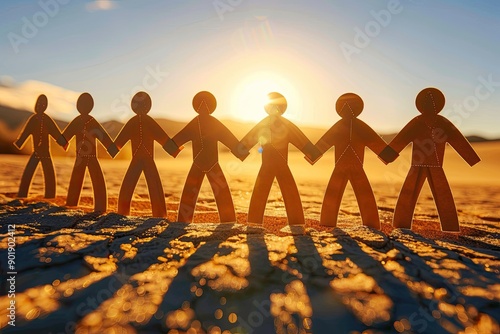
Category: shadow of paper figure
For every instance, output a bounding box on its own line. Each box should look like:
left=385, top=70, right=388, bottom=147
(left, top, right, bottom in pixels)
left=115, top=91, right=176, bottom=218
left=164, top=91, right=248, bottom=223
left=310, top=93, right=398, bottom=229
left=14, top=94, right=67, bottom=198
left=387, top=88, right=480, bottom=232
left=62, top=93, right=117, bottom=213
left=238, top=92, right=321, bottom=226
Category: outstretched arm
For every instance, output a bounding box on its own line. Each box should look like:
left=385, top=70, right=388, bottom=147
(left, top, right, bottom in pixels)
left=171, top=119, right=195, bottom=147
left=45, top=115, right=68, bottom=149
left=236, top=118, right=269, bottom=160
left=388, top=117, right=419, bottom=154
left=216, top=119, right=249, bottom=161
left=441, top=117, right=481, bottom=166
left=149, top=117, right=170, bottom=146
left=284, top=118, right=322, bottom=163
left=114, top=120, right=133, bottom=150
left=164, top=118, right=196, bottom=157
left=14, top=116, right=35, bottom=149
left=357, top=120, right=398, bottom=164
left=62, top=117, right=80, bottom=146
left=148, top=117, right=181, bottom=158
left=93, top=119, right=118, bottom=157
left=239, top=119, right=264, bottom=150
left=315, top=124, right=338, bottom=156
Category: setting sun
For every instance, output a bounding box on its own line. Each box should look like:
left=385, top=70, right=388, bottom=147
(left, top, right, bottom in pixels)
left=229, top=71, right=302, bottom=123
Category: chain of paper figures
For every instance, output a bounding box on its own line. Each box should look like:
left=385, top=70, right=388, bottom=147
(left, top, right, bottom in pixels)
left=14, top=88, right=480, bottom=232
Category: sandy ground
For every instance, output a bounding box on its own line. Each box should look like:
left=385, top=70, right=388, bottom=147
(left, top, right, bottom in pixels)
left=0, top=142, right=499, bottom=333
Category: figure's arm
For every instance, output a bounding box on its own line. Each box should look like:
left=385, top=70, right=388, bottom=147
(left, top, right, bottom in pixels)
left=45, top=115, right=68, bottom=149
left=216, top=120, right=249, bottom=161
left=93, top=119, right=118, bottom=157
left=150, top=117, right=170, bottom=146
left=239, top=120, right=262, bottom=150
left=285, top=118, right=322, bottom=164
left=357, top=120, right=398, bottom=164
left=235, top=119, right=267, bottom=160
left=60, top=119, right=78, bottom=152
left=164, top=119, right=196, bottom=157
left=171, top=119, right=195, bottom=147
left=315, top=125, right=338, bottom=156
left=114, top=121, right=133, bottom=150
left=148, top=117, right=181, bottom=158
left=382, top=118, right=420, bottom=163
left=388, top=117, right=419, bottom=154
left=14, top=116, right=35, bottom=149
left=441, top=117, right=481, bottom=166
left=62, top=118, right=79, bottom=144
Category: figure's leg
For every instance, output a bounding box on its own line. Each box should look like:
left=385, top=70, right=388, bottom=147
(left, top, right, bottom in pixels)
left=393, top=167, right=426, bottom=229
left=18, top=154, right=40, bottom=198
left=66, top=158, right=88, bottom=206
left=276, top=164, right=305, bottom=225
left=118, top=159, right=143, bottom=216
left=427, top=168, right=459, bottom=232
left=143, top=159, right=167, bottom=218
left=247, top=166, right=275, bottom=224
left=178, top=164, right=204, bottom=223
left=349, top=168, right=380, bottom=229
left=320, top=167, right=348, bottom=227
left=40, top=157, right=56, bottom=198
left=206, top=163, right=236, bottom=223
left=87, top=158, right=107, bottom=213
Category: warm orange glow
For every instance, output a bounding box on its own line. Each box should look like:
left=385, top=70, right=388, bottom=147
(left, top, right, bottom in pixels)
left=229, top=72, right=303, bottom=123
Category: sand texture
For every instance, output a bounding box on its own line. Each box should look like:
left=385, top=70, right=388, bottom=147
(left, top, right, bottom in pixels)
left=0, top=144, right=499, bottom=333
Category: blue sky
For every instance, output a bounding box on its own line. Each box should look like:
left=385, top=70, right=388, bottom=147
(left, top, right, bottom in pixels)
left=1, top=0, right=499, bottom=137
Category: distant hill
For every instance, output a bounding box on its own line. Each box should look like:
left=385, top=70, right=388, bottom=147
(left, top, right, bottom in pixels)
left=0, top=104, right=34, bottom=130
left=1, top=103, right=497, bottom=156
left=380, top=133, right=499, bottom=144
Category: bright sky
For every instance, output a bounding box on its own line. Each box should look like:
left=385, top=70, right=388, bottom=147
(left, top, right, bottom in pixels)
left=1, top=0, right=499, bottom=137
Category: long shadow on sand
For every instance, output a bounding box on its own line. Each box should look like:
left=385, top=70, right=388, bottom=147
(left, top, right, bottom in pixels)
left=392, top=229, right=500, bottom=325
left=2, top=217, right=187, bottom=333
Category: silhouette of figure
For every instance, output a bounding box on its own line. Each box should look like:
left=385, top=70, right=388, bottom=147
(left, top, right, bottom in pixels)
left=62, top=93, right=117, bottom=213
left=14, top=94, right=67, bottom=198
left=310, top=93, right=398, bottom=229
left=164, top=91, right=248, bottom=223
left=388, top=88, right=480, bottom=231
left=238, top=92, right=321, bottom=226
left=115, top=91, right=175, bottom=218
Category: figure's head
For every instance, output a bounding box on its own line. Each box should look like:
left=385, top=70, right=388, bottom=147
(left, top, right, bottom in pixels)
left=34, top=94, right=48, bottom=114
left=77, top=93, right=94, bottom=115
left=192, top=91, right=216, bottom=115
left=264, top=92, right=287, bottom=116
left=336, top=93, right=363, bottom=119
left=415, top=87, right=445, bottom=115
left=131, top=91, right=152, bottom=115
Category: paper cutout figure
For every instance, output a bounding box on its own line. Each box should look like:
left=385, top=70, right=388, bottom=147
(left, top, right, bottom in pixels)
left=164, top=91, right=248, bottom=223
left=238, top=92, right=321, bottom=226
left=115, top=91, right=176, bottom=218
left=62, top=93, right=118, bottom=213
left=14, top=94, right=67, bottom=198
left=311, top=93, right=398, bottom=229
left=388, top=88, right=480, bottom=232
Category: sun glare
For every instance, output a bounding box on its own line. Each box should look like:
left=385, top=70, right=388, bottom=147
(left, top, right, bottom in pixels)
left=230, top=72, right=302, bottom=123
